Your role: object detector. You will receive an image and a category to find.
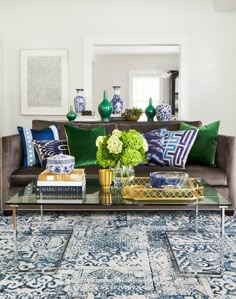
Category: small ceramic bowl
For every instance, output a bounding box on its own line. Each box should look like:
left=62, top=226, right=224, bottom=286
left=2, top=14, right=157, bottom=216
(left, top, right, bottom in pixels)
left=46, top=154, right=75, bottom=174
left=149, top=172, right=189, bottom=188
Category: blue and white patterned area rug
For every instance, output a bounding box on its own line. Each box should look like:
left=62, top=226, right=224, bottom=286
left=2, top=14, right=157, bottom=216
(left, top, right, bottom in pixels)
left=0, top=210, right=236, bottom=299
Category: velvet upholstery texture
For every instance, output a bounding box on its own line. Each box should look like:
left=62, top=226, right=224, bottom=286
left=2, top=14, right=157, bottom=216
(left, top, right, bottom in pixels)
left=64, top=124, right=106, bottom=167
left=33, top=140, right=69, bottom=169
left=17, top=125, right=59, bottom=167
left=179, top=121, right=220, bottom=165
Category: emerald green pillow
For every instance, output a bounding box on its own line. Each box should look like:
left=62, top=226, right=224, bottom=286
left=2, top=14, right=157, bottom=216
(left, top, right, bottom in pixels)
left=179, top=121, right=220, bottom=165
left=64, top=124, right=106, bottom=167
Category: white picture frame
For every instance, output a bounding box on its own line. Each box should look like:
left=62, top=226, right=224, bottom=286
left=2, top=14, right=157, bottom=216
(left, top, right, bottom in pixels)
left=21, top=49, right=68, bottom=115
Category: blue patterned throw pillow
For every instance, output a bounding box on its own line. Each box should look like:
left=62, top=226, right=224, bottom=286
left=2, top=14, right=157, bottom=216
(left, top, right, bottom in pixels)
left=33, top=140, right=69, bottom=169
left=17, top=125, right=59, bottom=167
left=143, top=128, right=167, bottom=166
left=163, top=129, right=198, bottom=168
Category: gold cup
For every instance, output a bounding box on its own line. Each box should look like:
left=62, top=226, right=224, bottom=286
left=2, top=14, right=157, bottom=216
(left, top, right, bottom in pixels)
left=98, top=169, right=113, bottom=191
left=99, top=190, right=112, bottom=205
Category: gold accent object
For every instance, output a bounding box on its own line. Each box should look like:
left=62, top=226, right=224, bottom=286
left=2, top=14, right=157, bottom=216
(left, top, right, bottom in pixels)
left=122, top=177, right=203, bottom=200
left=99, top=190, right=112, bottom=205
left=98, top=169, right=113, bottom=191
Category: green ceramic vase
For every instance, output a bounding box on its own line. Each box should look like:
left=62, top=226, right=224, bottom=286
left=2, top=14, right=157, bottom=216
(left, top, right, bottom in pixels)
left=145, top=98, right=156, bottom=122
left=66, top=105, right=77, bottom=122
left=98, top=90, right=112, bottom=122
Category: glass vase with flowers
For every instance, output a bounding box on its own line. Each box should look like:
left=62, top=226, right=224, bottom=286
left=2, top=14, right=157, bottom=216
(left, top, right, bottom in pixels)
left=96, top=129, right=148, bottom=188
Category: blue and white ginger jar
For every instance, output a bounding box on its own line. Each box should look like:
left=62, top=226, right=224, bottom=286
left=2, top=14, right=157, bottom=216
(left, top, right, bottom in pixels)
left=74, top=89, right=86, bottom=113
left=47, top=154, right=75, bottom=174
left=110, top=86, right=124, bottom=114
left=156, top=103, right=172, bottom=121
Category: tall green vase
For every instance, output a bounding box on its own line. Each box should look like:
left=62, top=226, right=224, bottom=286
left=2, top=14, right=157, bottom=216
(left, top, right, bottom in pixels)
left=98, top=90, right=112, bottom=122
left=145, top=98, right=156, bottom=122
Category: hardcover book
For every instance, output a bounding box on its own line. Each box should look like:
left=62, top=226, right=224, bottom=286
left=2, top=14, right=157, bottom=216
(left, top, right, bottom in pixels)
left=38, top=168, right=85, bottom=182
left=37, top=173, right=86, bottom=187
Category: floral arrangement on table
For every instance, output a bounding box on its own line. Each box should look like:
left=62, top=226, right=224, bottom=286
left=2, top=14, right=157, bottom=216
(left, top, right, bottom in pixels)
left=96, top=129, right=148, bottom=168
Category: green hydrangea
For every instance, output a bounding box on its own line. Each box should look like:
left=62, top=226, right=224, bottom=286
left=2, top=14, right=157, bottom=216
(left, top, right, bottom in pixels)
left=96, top=128, right=147, bottom=167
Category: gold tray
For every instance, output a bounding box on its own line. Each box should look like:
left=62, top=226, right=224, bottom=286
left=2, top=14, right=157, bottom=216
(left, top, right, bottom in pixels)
left=122, top=177, right=203, bottom=201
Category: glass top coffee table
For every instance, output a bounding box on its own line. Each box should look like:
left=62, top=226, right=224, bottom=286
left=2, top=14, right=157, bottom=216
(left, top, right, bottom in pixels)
left=6, top=178, right=231, bottom=275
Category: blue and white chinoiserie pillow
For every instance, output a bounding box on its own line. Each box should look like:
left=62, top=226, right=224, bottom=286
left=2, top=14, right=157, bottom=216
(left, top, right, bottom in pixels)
left=17, top=125, right=59, bottom=167
left=33, top=140, right=69, bottom=169
left=163, top=129, right=199, bottom=168
left=143, top=128, right=167, bottom=166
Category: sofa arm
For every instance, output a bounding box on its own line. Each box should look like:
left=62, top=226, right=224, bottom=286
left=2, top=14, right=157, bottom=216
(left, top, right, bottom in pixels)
left=215, top=134, right=236, bottom=209
left=1, top=134, right=23, bottom=210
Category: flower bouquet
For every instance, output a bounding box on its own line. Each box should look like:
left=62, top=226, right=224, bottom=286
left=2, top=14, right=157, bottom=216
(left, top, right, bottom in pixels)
left=96, top=129, right=148, bottom=187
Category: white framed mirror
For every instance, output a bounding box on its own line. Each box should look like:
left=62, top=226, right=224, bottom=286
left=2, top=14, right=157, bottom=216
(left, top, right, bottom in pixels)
left=83, top=36, right=188, bottom=120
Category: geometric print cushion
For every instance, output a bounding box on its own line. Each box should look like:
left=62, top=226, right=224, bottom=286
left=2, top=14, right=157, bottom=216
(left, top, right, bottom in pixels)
left=33, top=140, right=69, bottom=169
left=17, top=125, right=59, bottom=167
left=163, top=129, right=199, bottom=168
left=143, top=128, right=167, bottom=166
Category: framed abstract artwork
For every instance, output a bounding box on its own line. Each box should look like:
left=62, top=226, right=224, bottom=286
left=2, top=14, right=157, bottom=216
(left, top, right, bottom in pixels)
left=20, top=49, right=68, bottom=115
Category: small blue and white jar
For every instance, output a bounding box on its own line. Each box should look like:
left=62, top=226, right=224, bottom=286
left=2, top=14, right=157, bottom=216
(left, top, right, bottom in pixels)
left=110, top=86, right=124, bottom=114
left=47, top=154, right=75, bottom=174
left=74, top=89, right=86, bottom=113
left=156, top=103, right=172, bottom=121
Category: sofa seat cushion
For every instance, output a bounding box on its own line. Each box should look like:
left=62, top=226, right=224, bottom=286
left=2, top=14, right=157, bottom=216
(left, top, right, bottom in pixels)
left=10, top=166, right=42, bottom=186
left=135, top=164, right=227, bottom=186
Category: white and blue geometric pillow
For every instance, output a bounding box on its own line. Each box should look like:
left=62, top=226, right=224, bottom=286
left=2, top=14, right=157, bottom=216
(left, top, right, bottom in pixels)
left=163, top=129, right=198, bottom=168
left=17, top=125, right=59, bottom=167
left=33, top=140, right=69, bottom=169
left=143, top=128, right=167, bottom=166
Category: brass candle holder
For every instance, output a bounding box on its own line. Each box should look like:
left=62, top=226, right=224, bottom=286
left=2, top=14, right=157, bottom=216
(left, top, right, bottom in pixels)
left=98, top=169, right=113, bottom=191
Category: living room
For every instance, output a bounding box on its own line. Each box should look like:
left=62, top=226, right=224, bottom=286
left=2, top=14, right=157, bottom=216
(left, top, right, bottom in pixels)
left=0, top=0, right=236, bottom=298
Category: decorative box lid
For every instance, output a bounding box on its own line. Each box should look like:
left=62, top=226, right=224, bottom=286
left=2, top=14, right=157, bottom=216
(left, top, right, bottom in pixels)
left=47, top=154, right=75, bottom=165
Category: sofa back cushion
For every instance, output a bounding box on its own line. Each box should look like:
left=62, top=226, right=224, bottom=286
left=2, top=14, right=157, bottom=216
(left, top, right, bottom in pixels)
left=32, top=120, right=116, bottom=139
left=117, top=120, right=202, bottom=133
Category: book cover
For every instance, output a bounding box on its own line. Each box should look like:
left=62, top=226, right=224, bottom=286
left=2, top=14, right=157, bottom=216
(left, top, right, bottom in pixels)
left=37, top=176, right=86, bottom=187
left=38, top=168, right=85, bottom=182
left=37, top=185, right=83, bottom=193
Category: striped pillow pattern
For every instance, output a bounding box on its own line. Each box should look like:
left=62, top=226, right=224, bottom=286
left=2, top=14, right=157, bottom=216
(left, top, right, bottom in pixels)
left=163, top=129, right=198, bottom=168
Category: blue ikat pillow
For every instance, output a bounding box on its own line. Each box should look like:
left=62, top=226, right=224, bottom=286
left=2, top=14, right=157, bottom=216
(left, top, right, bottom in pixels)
left=33, top=139, right=69, bottom=169
left=17, top=125, right=59, bottom=167
left=143, top=128, right=167, bottom=166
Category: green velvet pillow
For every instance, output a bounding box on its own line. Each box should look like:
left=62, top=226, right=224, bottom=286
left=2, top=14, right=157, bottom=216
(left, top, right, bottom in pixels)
left=179, top=121, right=220, bottom=166
left=64, top=124, right=106, bottom=167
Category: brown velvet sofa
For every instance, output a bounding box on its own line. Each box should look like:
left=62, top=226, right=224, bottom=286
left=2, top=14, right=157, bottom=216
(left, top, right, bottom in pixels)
left=1, top=119, right=236, bottom=212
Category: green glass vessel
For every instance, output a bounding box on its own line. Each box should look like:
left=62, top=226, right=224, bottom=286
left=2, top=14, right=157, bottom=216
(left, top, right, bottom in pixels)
left=145, top=98, right=156, bottom=122
left=98, top=90, right=112, bottom=122
left=66, top=105, right=77, bottom=122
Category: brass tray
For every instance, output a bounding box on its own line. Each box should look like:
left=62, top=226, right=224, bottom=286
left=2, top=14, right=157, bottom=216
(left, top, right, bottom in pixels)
left=122, top=177, right=203, bottom=201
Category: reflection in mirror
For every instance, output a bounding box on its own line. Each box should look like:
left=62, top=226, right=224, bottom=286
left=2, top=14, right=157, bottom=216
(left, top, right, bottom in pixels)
left=92, top=45, right=180, bottom=120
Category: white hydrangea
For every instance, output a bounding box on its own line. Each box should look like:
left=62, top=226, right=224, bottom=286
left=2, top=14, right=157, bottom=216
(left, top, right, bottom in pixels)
left=143, top=137, right=148, bottom=152
left=112, top=129, right=122, bottom=138
left=96, top=136, right=105, bottom=147
left=107, top=135, right=123, bottom=154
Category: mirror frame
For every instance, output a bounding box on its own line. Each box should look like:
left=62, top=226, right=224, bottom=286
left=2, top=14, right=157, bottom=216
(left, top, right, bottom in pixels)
left=83, top=35, right=189, bottom=119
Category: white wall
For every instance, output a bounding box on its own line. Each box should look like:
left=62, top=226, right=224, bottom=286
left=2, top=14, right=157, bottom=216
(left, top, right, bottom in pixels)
left=0, top=0, right=236, bottom=135
left=92, top=54, right=179, bottom=111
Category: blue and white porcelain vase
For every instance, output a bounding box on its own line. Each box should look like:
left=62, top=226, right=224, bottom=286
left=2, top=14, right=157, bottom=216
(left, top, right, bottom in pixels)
left=156, top=103, right=172, bottom=121
left=110, top=86, right=124, bottom=114
left=74, top=89, right=86, bottom=114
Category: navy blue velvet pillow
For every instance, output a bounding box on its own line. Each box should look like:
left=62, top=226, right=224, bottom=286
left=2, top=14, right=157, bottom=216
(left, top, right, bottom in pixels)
left=33, top=139, right=69, bottom=169
left=143, top=128, right=167, bottom=166
left=17, top=125, right=59, bottom=167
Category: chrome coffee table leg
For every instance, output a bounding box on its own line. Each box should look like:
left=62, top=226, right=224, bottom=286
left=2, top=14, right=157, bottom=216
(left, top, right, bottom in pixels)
left=11, top=205, right=18, bottom=272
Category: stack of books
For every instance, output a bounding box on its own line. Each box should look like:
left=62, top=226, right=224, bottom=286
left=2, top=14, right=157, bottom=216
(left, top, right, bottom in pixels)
left=36, top=168, right=86, bottom=200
